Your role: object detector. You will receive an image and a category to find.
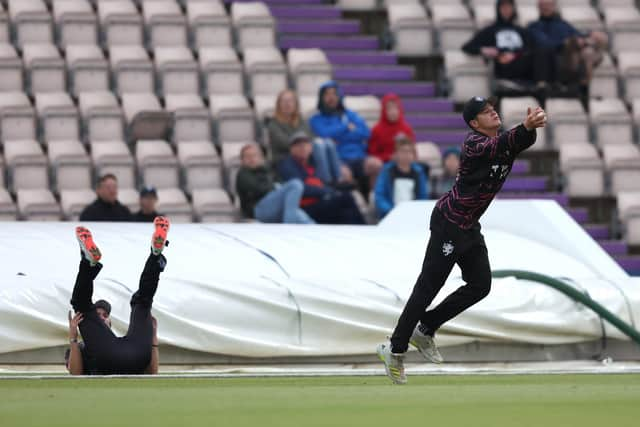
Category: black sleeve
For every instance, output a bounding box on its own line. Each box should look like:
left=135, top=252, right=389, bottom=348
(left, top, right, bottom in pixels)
left=462, top=26, right=495, bottom=55
left=79, top=204, right=94, bottom=221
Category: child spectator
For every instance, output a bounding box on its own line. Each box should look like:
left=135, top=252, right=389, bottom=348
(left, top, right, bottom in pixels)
left=368, top=93, right=415, bottom=164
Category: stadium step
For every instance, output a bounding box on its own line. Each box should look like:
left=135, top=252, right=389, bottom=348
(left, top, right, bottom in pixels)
left=278, top=19, right=361, bottom=34
left=270, top=6, right=342, bottom=19
left=584, top=223, right=610, bottom=240
left=326, top=51, right=398, bottom=65
left=614, top=255, right=640, bottom=275
left=502, top=176, right=549, bottom=193
left=340, top=81, right=435, bottom=96
left=333, top=65, right=414, bottom=81
left=403, top=98, right=455, bottom=113
left=406, top=113, right=465, bottom=129
left=568, top=207, right=589, bottom=224
left=599, top=240, right=629, bottom=256
left=280, top=35, right=379, bottom=50
left=498, top=192, right=569, bottom=206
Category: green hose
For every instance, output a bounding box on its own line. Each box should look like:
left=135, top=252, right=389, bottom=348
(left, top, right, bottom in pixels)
left=492, top=269, right=640, bottom=346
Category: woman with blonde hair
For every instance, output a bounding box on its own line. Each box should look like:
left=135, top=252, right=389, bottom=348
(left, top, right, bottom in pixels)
left=268, top=89, right=348, bottom=184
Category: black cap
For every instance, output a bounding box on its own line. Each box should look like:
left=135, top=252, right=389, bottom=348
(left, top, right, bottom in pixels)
left=462, top=96, right=497, bottom=128
left=288, top=131, right=311, bottom=146
left=139, top=186, right=157, bottom=198
left=94, top=299, right=111, bottom=315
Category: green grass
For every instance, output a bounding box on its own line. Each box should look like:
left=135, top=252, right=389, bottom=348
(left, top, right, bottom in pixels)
left=1, top=375, right=639, bottom=427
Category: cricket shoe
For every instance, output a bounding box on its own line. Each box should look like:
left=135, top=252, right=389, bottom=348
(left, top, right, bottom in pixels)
left=76, top=227, right=101, bottom=265
left=376, top=343, right=407, bottom=385
left=410, top=325, right=444, bottom=364
left=151, top=216, right=170, bottom=255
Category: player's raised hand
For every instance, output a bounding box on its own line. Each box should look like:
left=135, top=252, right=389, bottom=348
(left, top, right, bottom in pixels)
left=68, top=311, right=83, bottom=340
left=523, top=107, right=547, bottom=131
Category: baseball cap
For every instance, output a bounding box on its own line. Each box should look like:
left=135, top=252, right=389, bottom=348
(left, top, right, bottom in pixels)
left=462, top=96, right=497, bottom=127
left=288, top=131, right=311, bottom=146
left=139, top=186, right=157, bottom=198
left=94, top=299, right=111, bottom=315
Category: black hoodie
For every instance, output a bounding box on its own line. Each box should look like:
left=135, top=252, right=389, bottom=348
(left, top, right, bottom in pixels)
left=462, top=0, right=532, bottom=56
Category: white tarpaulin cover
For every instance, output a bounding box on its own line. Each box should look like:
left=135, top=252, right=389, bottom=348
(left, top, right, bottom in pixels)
left=1, top=200, right=638, bottom=357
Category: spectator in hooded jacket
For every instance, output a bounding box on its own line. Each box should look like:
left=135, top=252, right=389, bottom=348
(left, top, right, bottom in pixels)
left=310, top=81, right=382, bottom=192
left=374, top=137, right=429, bottom=219
left=268, top=89, right=349, bottom=184
left=368, top=93, right=416, bottom=164
left=463, top=0, right=551, bottom=87
left=527, top=0, right=608, bottom=87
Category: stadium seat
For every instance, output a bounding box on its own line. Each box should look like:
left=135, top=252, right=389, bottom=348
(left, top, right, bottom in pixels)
left=156, top=187, right=193, bottom=223
left=590, top=53, right=619, bottom=99
left=155, top=46, right=199, bottom=96
left=23, top=43, right=66, bottom=94
left=230, top=2, right=276, bottom=52
left=177, top=141, right=223, bottom=193
left=98, top=0, right=143, bottom=47
left=117, top=186, right=139, bottom=212
left=221, top=141, right=244, bottom=195
left=444, top=50, right=490, bottom=104
left=135, top=139, right=179, bottom=189
left=66, top=44, right=109, bottom=96
left=192, top=188, right=237, bottom=222
left=79, top=91, right=125, bottom=143
left=559, top=143, right=605, bottom=197
left=199, top=46, right=244, bottom=95
left=165, top=94, right=212, bottom=143
left=110, top=45, right=155, bottom=95
left=244, top=47, right=288, bottom=97
left=602, top=6, right=640, bottom=54
left=0, top=154, right=5, bottom=188
left=343, top=96, right=382, bottom=128
left=602, top=144, right=640, bottom=194
left=60, top=188, right=95, bottom=220
left=47, top=140, right=92, bottom=192
left=90, top=141, right=136, bottom=188
left=559, top=6, right=604, bottom=33
left=588, top=98, right=633, bottom=146
left=52, top=0, right=98, bottom=48
left=4, top=140, right=49, bottom=192
left=209, top=95, right=256, bottom=143
left=617, top=191, right=640, bottom=246
left=474, top=4, right=496, bottom=28
left=121, top=93, right=172, bottom=141
left=35, top=92, right=80, bottom=143
left=499, top=97, right=547, bottom=148
left=16, top=188, right=61, bottom=221
left=618, top=50, right=640, bottom=103
left=0, top=4, right=9, bottom=44
left=0, top=44, right=24, bottom=92
left=516, top=5, right=538, bottom=27
left=186, top=0, right=232, bottom=49
left=415, top=142, right=443, bottom=178
left=430, top=4, right=475, bottom=51
left=0, top=92, right=37, bottom=141
left=545, top=98, right=589, bottom=146
left=142, top=0, right=188, bottom=48
left=287, top=49, right=333, bottom=96
left=299, top=95, right=318, bottom=120
left=0, top=187, right=17, bottom=221
left=253, top=95, right=277, bottom=121
left=387, top=3, right=434, bottom=57
left=9, top=0, right=53, bottom=48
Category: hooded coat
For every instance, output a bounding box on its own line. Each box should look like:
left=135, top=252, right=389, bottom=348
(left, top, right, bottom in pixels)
left=309, top=81, right=371, bottom=162
left=368, top=94, right=415, bottom=163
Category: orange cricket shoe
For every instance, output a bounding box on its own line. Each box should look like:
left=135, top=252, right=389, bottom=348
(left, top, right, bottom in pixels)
left=151, top=216, right=170, bottom=255
left=76, top=226, right=102, bottom=265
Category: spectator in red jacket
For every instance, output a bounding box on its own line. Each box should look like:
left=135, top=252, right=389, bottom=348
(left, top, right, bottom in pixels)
left=368, top=94, right=415, bottom=163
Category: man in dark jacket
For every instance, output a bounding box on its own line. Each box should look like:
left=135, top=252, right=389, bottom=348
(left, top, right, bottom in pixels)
left=132, top=187, right=161, bottom=222
left=462, top=0, right=550, bottom=86
left=236, top=142, right=314, bottom=224
left=377, top=96, right=547, bottom=384
left=527, top=0, right=608, bottom=86
left=80, top=174, right=131, bottom=222
left=278, top=132, right=365, bottom=225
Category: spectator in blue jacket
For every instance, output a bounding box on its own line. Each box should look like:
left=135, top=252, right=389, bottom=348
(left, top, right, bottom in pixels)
left=309, top=81, right=383, bottom=194
left=374, top=137, right=429, bottom=219
left=278, top=131, right=365, bottom=225
left=527, top=0, right=607, bottom=87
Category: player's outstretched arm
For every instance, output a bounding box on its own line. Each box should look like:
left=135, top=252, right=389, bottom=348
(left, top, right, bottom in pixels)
left=145, top=316, right=159, bottom=375
left=67, top=311, right=84, bottom=375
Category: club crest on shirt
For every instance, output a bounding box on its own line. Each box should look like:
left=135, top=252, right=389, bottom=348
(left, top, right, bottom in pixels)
left=442, top=241, right=455, bottom=257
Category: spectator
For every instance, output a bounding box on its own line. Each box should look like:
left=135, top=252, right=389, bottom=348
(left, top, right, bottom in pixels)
left=236, top=143, right=314, bottom=224
left=434, top=148, right=461, bottom=197
left=278, top=132, right=365, bottom=225
left=368, top=93, right=415, bottom=164
left=527, top=0, right=608, bottom=88
left=462, top=0, right=549, bottom=88
left=79, top=174, right=131, bottom=222
left=374, top=137, right=429, bottom=219
left=268, top=89, right=346, bottom=184
left=132, top=186, right=160, bottom=222
left=310, top=81, right=382, bottom=192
